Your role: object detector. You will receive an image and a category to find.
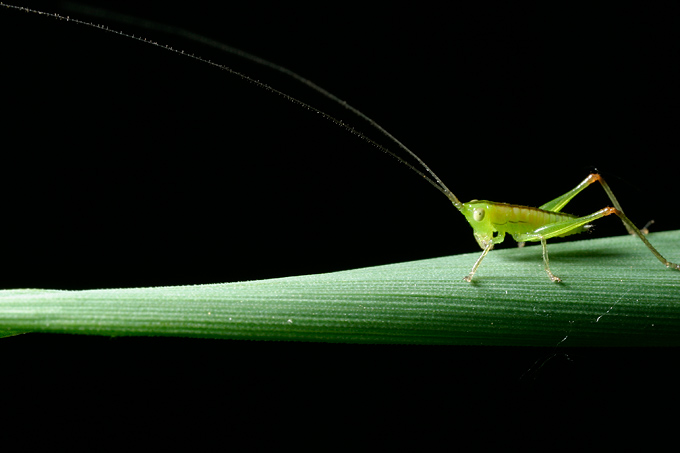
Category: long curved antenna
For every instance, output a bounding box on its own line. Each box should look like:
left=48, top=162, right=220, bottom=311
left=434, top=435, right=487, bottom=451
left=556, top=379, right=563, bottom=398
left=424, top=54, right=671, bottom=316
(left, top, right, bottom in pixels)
left=2, top=2, right=463, bottom=210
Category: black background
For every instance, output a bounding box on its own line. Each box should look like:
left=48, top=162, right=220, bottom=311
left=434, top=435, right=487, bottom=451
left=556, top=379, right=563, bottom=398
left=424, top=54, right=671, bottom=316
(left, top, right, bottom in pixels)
left=1, top=1, right=679, bottom=434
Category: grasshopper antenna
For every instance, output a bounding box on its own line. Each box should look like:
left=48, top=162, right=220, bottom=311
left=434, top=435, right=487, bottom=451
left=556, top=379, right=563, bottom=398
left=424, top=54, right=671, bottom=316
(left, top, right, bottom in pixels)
left=2, top=2, right=462, bottom=209
left=54, top=2, right=464, bottom=211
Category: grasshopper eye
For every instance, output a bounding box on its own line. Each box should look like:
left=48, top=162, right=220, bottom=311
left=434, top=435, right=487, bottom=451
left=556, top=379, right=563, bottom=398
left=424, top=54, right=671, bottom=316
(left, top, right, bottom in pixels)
left=473, top=208, right=485, bottom=222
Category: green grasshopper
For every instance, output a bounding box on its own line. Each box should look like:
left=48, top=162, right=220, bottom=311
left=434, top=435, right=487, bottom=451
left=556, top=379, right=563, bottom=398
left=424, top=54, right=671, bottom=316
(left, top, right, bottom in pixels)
left=448, top=173, right=680, bottom=282
left=5, top=3, right=678, bottom=283
left=373, top=125, right=680, bottom=282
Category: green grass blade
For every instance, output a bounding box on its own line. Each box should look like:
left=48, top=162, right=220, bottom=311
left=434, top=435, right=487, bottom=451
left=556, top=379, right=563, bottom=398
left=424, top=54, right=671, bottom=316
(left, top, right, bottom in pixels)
left=1, top=231, right=679, bottom=346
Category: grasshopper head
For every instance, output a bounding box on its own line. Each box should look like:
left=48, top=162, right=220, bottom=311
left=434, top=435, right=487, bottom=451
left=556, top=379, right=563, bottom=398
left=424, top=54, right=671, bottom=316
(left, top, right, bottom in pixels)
left=460, top=200, right=499, bottom=250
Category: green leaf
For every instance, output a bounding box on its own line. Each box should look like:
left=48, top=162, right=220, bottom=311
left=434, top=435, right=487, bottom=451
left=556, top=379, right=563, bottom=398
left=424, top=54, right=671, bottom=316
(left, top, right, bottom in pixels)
left=1, top=231, right=679, bottom=346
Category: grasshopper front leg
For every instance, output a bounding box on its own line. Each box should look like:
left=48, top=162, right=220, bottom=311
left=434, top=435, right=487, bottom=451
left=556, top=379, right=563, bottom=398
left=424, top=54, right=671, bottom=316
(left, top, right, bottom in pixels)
left=463, top=241, right=494, bottom=282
